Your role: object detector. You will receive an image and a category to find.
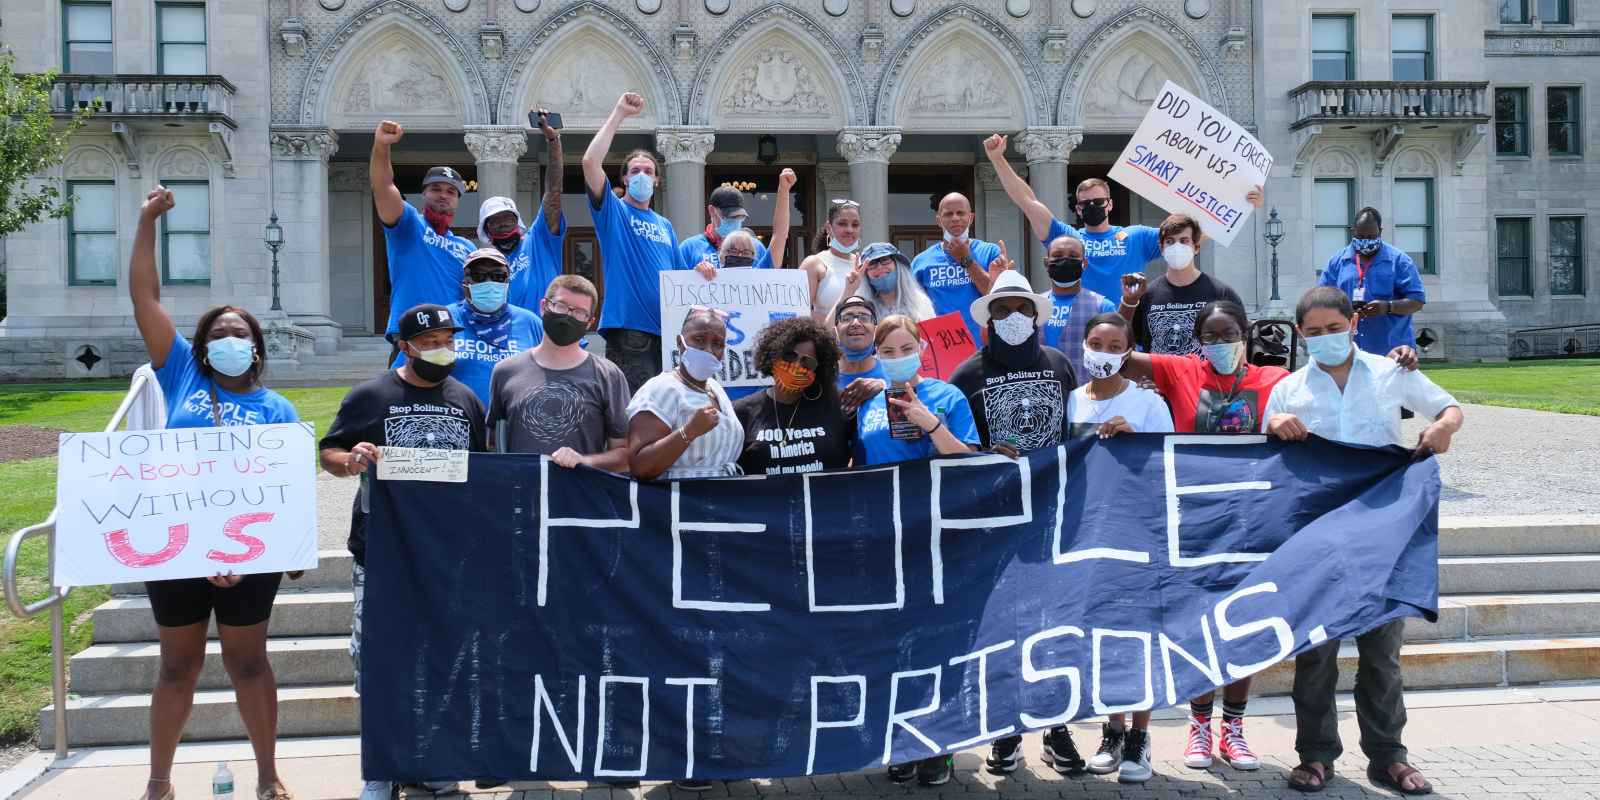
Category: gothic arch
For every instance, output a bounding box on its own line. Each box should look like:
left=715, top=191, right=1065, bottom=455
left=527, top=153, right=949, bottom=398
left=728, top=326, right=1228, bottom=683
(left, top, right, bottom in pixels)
left=498, top=1, right=681, bottom=129
left=875, top=5, right=1047, bottom=129
left=1057, top=5, right=1228, bottom=129
left=687, top=3, right=865, bottom=129
left=299, top=0, right=490, bottom=128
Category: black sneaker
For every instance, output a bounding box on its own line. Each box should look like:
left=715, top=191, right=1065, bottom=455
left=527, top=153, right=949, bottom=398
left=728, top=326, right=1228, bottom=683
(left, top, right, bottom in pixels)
left=985, top=734, right=1024, bottom=774
left=673, top=779, right=714, bottom=792
left=916, top=755, right=953, bottom=786
left=1118, top=727, right=1153, bottom=783
left=474, top=780, right=507, bottom=789
left=1042, top=726, right=1086, bottom=775
left=603, top=779, right=641, bottom=788
left=886, top=762, right=917, bottom=783
left=1086, top=723, right=1124, bottom=775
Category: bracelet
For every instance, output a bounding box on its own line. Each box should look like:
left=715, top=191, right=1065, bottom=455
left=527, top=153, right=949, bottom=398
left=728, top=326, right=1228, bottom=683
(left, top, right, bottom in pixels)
left=677, top=427, right=693, bottom=444
left=1121, top=299, right=1139, bottom=309
left=926, top=419, right=944, bottom=435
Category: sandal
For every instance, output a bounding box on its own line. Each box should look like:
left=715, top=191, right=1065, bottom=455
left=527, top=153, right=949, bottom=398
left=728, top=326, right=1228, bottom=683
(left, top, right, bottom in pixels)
left=1288, top=761, right=1331, bottom=793
left=256, top=784, right=295, bottom=800
left=1368, top=762, right=1432, bottom=795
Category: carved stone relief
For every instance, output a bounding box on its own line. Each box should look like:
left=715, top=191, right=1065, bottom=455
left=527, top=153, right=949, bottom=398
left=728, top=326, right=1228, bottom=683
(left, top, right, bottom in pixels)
left=65, top=146, right=116, bottom=180
left=522, top=31, right=655, bottom=129
left=1394, top=148, right=1437, bottom=176
left=900, top=39, right=1017, bottom=119
left=1313, top=148, right=1358, bottom=176
left=328, top=162, right=367, bottom=192
left=876, top=7, right=1046, bottom=127
left=159, top=147, right=211, bottom=180
left=1059, top=7, right=1230, bottom=128
left=301, top=3, right=490, bottom=126
left=836, top=128, right=901, bottom=164
left=1083, top=47, right=1175, bottom=122
left=719, top=47, right=834, bottom=117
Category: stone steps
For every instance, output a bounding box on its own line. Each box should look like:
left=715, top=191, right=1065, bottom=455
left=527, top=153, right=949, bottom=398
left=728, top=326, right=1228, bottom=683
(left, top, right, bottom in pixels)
left=42, top=685, right=359, bottom=748
left=1437, top=515, right=1600, bottom=556
left=91, top=590, right=353, bottom=644
left=1439, top=554, right=1600, bottom=593
left=69, top=636, right=351, bottom=694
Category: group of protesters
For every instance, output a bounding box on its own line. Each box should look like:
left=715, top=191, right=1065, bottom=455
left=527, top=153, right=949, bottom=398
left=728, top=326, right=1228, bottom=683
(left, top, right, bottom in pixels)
left=124, top=90, right=1459, bottom=800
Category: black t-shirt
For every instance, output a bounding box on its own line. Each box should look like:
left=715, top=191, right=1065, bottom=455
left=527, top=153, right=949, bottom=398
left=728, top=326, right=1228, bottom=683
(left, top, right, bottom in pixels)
left=319, top=371, right=488, bottom=566
left=1132, top=272, right=1244, bottom=356
left=948, top=347, right=1076, bottom=452
left=733, top=388, right=856, bottom=475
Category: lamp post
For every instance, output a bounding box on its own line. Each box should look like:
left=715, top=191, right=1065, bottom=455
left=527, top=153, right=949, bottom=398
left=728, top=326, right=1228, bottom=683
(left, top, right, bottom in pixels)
left=1263, top=207, right=1284, bottom=302
left=264, top=211, right=284, bottom=312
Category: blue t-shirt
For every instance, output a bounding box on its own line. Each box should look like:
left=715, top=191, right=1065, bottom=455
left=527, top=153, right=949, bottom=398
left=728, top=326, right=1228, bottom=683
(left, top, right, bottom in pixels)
left=677, top=232, right=773, bottom=270
left=836, top=361, right=887, bottom=392
left=155, top=336, right=299, bottom=429
left=1042, top=218, right=1160, bottom=303
left=383, top=203, right=474, bottom=340
left=910, top=239, right=1001, bottom=343
left=1042, top=288, right=1118, bottom=384
left=1319, top=241, right=1426, bottom=353
left=853, top=378, right=980, bottom=466
left=589, top=179, right=684, bottom=335
left=507, top=207, right=568, bottom=310
left=392, top=300, right=544, bottom=407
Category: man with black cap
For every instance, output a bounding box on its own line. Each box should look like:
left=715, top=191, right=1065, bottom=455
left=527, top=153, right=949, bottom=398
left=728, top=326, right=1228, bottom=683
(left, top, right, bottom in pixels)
left=678, top=171, right=796, bottom=270
left=476, top=108, right=567, bottom=309
left=370, top=119, right=475, bottom=347
left=319, top=302, right=488, bottom=800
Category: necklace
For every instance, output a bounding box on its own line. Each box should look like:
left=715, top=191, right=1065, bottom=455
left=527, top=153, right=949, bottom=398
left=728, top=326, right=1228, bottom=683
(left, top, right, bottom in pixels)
left=674, top=367, right=710, bottom=395
left=771, top=389, right=803, bottom=450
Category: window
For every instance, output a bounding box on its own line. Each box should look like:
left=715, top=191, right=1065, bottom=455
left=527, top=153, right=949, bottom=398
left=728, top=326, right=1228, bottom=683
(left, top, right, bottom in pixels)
left=1312, top=15, right=1355, bottom=81
left=161, top=182, right=211, bottom=284
left=67, top=181, right=118, bottom=285
left=1393, top=178, right=1435, bottom=275
left=1550, top=217, right=1585, bottom=295
left=62, top=2, right=112, bottom=73
left=1314, top=179, right=1355, bottom=267
left=1501, top=0, right=1572, bottom=24
left=1496, top=218, right=1532, bottom=296
left=1496, top=88, right=1529, bottom=155
left=1391, top=16, right=1433, bottom=81
left=1549, top=87, right=1582, bottom=155
left=157, top=3, right=206, bottom=74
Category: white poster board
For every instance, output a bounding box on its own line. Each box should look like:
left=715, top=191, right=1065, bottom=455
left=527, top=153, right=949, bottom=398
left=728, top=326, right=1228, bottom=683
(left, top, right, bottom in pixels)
left=53, top=423, right=319, bottom=587
left=1107, top=81, right=1274, bottom=246
left=659, top=269, right=811, bottom=388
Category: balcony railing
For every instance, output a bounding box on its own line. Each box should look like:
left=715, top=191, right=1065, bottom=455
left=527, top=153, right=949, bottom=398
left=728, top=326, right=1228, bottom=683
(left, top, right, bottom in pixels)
left=1289, top=81, right=1490, bottom=130
left=48, top=74, right=237, bottom=127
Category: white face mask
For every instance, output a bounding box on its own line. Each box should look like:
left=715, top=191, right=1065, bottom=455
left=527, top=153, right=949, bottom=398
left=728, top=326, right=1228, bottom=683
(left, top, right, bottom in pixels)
left=991, top=312, right=1036, bottom=346
left=1162, top=242, right=1195, bottom=269
left=1081, top=347, right=1129, bottom=379
left=943, top=227, right=970, bottom=243
left=829, top=237, right=860, bottom=254
left=415, top=346, right=458, bottom=366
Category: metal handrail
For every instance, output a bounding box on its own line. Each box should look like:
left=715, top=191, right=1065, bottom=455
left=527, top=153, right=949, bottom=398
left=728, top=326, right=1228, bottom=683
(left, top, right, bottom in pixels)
left=1, top=371, right=154, bottom=759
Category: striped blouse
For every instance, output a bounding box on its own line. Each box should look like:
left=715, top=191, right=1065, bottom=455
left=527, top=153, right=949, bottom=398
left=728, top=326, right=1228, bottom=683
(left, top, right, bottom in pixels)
left=625, top=372, right=745, bottom=479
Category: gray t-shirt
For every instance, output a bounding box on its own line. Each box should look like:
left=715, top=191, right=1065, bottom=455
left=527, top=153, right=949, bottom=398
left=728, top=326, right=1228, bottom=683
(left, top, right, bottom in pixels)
left=487, top=350, right=632, bottom=456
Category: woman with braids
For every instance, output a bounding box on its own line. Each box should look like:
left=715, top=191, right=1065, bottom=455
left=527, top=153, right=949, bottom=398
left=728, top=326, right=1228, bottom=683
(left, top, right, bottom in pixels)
left=733, top=316, right=855, bottom=475
left=801, top=198, right=864, bottom=321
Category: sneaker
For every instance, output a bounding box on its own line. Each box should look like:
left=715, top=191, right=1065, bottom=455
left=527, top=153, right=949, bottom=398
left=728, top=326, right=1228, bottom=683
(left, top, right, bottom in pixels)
left=886, top=762, right=917, bottom=783
left=358, top=782, right=396, bottom=800
left=474, top=780, right=507, bottom=789
left=1087, top=723, right=1124, bottom=775
left=1118, top=728, right=1153, bottom=783
left=985, top=735, right=1024, bottom=774
left=916, top=755, right=953, bottom=786
left=1041, top=726, right=1086, bottom=775
left=1184, top=714, right=1215, bottom=769
left=602, top=779, right=641, bottom=788
left=673, top=779, right=714, bottom=792
left=1219, top=716, right=1261, bottom=770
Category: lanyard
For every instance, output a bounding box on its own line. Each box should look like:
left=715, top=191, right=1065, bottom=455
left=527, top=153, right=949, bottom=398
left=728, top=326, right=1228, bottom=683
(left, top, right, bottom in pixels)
left=1206, top=367, right=1248, bottom=433
left=1353, top=252, right=1371, bottom=288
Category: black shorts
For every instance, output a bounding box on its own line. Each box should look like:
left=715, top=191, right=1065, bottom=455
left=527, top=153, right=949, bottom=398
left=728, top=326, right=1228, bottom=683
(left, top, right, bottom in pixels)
left=144, top=572, right=283, bottom=628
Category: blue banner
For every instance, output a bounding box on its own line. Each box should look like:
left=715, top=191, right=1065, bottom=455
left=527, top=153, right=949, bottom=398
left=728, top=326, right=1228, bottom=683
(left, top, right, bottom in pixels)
left=360, top=434, right=1439, bottom=782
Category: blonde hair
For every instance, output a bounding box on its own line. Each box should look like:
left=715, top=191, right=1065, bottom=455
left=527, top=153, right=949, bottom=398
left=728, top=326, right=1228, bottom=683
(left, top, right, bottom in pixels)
left=1075, top=177, right=1111, bottom=198
left=873, top=314, right=921, bottom=347
left=718, top=229, right=760, bottom=263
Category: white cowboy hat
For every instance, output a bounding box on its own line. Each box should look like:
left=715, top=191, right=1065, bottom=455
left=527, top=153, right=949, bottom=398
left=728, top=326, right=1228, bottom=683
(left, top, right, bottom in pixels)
left=969, top=269, right=1052, bottom=330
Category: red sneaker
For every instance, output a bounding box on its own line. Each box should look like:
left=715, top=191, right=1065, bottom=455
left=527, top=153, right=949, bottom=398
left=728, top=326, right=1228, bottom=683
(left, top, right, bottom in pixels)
left=1183, top=714, right=1214, bottom=769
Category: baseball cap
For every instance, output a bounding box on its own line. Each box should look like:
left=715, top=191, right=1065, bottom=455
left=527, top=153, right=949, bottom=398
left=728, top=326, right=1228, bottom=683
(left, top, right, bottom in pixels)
left=707, top=185, right=748, bottom=218
left=463, top=247, right=510, bottom=272
left=859, top=242, right=910, bottom=270
left=398, top=303, right=463, bottom=341
left=834, top=295, right=877, bottom=323
left=422, top=166, right=466, bottom=196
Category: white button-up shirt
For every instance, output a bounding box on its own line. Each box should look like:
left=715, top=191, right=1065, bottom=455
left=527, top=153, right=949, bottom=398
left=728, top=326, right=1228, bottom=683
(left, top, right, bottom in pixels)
left=1263, top=349, right=1458, bottom=448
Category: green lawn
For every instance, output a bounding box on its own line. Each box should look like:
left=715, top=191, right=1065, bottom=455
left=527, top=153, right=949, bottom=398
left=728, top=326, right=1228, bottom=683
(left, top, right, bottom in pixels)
left=1422, top=358, right=1600, bottom=416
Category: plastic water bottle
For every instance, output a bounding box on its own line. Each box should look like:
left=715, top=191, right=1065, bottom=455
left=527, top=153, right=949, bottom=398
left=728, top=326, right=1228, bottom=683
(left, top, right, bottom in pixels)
left=211, top=762, right=234, bottom=800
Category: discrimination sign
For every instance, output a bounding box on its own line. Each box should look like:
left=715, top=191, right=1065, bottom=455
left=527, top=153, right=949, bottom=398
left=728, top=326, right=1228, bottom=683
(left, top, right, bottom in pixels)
left=360, top=435, right=1439, bottom=782
left=660, top=269, right=811, bottom=388
left=54, top=423, right=318, bottom=586
left=1109, top=81, right=1274, bottom=246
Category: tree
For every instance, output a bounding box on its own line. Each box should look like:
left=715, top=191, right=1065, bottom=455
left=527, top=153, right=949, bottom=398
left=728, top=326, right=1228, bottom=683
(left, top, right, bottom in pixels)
left=0, top=50, right=94, bottom=240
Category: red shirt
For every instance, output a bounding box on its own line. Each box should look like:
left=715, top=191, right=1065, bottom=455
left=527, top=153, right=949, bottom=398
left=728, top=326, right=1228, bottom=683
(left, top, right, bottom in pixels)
left=1150, top=354, right=1289, bottom=433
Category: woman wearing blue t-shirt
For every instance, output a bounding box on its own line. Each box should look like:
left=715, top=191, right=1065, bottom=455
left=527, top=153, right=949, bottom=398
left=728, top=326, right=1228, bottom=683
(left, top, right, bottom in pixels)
left=129, top=187, right=298, bottom=800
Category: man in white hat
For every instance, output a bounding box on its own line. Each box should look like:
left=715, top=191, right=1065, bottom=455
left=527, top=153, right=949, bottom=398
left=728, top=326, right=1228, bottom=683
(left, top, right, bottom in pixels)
left=476, top=109, right=567, bottom=310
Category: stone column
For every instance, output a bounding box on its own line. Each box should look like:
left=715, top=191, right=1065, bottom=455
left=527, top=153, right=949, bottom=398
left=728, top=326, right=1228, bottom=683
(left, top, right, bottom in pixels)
left=976, top=162, right=1026, bottom=279
left=816, top=162, right=852, bottom=247
left=463, top=125, right=528, bottom=202
left=1015, top=127, right=1081, bottom=286
left=836, top=127, right=901, bottom=245
left=268, top=125, right=340, bottom=355
left=655, top=127, right=716, bottom=239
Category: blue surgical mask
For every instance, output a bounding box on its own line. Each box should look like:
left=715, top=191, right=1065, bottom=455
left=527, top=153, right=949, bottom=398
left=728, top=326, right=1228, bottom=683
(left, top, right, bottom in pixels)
left=1305, top=330, right=1354, bottom=367
left=830, top=237, right=860, bottom=254
left=677, top=336, right=722, bottom=382
left=842, top=343, right=876, bottom=362
left=1201, top=340, right=1245, bottom=376
left=715, top=216, right=744, bottom=238
left=626, top=172, right=655, bottom=203
left=867, top=271, right=899, bottom=294
left=205, top=336, right=255, bottom=378
left=468, top=281, right=508, bottom=313
left=1352, top=237, right=1382, bottom=255
left=879, top=352, right=922, bottom=383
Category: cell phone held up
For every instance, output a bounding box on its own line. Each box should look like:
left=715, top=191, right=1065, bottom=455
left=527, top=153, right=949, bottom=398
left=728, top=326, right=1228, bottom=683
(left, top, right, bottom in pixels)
left=529, top=110, right=563, bottom=130
left=885, top=387, right=924, bottom=441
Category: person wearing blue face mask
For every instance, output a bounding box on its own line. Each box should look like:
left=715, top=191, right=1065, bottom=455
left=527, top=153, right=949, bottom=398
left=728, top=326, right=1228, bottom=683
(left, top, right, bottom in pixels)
left=1317, top=207, right=1427, bottom=357
left=830, top=242, right=936, bottom=325
left=679, top=172, right=795, bottom=274
left=832, top=296, right=888, bottom=414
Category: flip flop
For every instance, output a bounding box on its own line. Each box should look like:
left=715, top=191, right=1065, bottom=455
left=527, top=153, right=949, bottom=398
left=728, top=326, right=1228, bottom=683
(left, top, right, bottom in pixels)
left=1288, top=761, right=1331, bottom=793
left=1368, top=762, right=1433, bottom=795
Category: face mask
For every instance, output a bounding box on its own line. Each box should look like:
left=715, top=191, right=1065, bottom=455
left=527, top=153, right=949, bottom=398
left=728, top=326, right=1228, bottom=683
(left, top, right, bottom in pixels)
left=772, top=360, right=816, bottom=392
left=1046, top=256, right=1084, bottom=287
left=422, top=206, right=455, bottom=235
left=206, top=336, right=255, bottom=378
left=987, top=317, right=1041, bottom=368
left=829, top=237, right=860, bottom=254
left=542, top=310, right=587, bottom=347
left=715, top=216, right=744, bottom=238
left=867, top=270, right=898, bottom=294
left=678, top=337, right=721, bottom=382
left=1352, top=237, right=1382, bottom=256
left=1201, top=340, right=1245, bottom=376
left=1081, top=346, right=1128, bottom=380
left=1078, top=201, right=1108, bottom=227
left=991, top=312, right=1036, bottom=347
left=409, top=344, right=458, bottom=382
left=943, top=227, right=969, bottom=243
left=879, top=352, right=922, bottom=384
left=492, top=235, right=520, bottom=254
left=842, top=342, right=876, bottom=362
left=468, top=281, right=509, bottom=313
left=723, top=254, right=755, bottom=268
left=1162, top=242, right=1195, bottom=269
left=1305, top=330, right=1354, bottom=367
left=626, top=172, right=655, bottom=203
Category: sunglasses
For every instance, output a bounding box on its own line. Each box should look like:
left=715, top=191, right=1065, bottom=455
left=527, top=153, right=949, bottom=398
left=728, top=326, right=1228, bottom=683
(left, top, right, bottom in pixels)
left=830, top=198, right=861, bottom=209
left=466, top=270, right=510, bottom=283
left=687, top=304, right=731, bottom=321
left=1075, top=198, right=1109, bottom=209
left=780, top=351, right=820, bottom=370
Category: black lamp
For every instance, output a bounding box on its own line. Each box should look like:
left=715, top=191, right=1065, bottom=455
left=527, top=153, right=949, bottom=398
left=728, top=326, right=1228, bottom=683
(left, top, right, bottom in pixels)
left=757, top=135, right=778, bottom=165
left=264, top=211, right=285, bottom=312
left=1263, top=207, right=1284, bottom=302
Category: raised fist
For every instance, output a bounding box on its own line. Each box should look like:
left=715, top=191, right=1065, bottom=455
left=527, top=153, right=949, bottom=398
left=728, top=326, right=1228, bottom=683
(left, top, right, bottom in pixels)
left=375, top=120, right=404, bottom=146
left=983, top=134, right=1007, bottom=155
left=140, top=186, right=175, bottom=219
left=616, top=92, right=645, bottom=118
left=778, top=168, right=797, bottom=192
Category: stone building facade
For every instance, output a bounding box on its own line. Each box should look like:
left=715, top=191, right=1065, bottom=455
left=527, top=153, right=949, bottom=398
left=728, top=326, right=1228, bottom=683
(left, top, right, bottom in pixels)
left=0, top=0, right=1594, bottom=378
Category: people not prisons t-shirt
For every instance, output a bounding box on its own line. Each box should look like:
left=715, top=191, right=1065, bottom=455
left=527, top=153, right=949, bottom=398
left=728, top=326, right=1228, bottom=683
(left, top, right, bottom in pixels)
left=733, top=390, right=856, bottom=475
left=155, top=336, right=299, bottom=429
left=1042, top=218, right=1160, bottom=303
left=1132, top=272, right=1244, bottom=357
left=383, top=203, right=474, bottom=338
left=487, top=351, right=632, bottom=457
left=391, top=300, right=544, bottom=408
left=910, top=239, right=1001, bottom=342
left=854, top=378, right=979, bottom=466
left=1042, top=288, right=1117, bottom=383
left=506, top=207, right=568, bottom=310
left=948, top=347, right=1076, bottom=452
left=589, top=179, right=684, bottom=335
left=1066, top=381, right=1175, bottom=438
left=678, top=233, right=773, bottom=271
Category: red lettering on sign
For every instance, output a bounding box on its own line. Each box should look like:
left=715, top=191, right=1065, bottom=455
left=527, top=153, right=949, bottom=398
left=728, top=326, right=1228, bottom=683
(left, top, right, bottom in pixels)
left=104, top=524, right=189, bottom=567
left=206, top=512, right=272, bottom=564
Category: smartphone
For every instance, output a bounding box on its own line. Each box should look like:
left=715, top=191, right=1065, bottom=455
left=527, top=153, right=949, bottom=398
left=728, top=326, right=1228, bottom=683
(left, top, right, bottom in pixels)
left=885, top=388, right=923, bottom=441
left=529, top=110, right=563, bottom=130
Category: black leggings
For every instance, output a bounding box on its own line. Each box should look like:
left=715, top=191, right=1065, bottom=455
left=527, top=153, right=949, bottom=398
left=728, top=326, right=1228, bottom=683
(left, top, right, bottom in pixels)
left=145, top=572, right=283, bottom=628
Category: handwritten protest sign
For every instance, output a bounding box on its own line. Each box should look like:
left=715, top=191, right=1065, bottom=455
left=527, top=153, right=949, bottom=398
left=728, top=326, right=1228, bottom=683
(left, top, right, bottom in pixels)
left=660, top=269, right=811, bottom=388
left=1109, top=81, right=1274, bottom=246
left=378, top=446, right=469, bottom=483
left=917, top=311, right=978, bottom=380
left=54, top=423, right=318, bottom=587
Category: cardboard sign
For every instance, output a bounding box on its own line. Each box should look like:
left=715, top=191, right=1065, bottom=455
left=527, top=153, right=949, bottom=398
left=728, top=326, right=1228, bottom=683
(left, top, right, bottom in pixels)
left=378, top=446, right=469, bottom=483
left=917, top=311, right=978, bottom=380
left=660, top=269, right=811, bottom=388
left=1108, top=81, right=1274, bottom=246
left=53, top=423, right=318, bottom=587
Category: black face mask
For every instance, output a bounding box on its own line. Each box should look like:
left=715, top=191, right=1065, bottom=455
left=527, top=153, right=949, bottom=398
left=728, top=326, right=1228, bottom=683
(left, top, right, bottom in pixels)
left=491, top=234, right=521, bottom=254
left=542, top=310, right=588, bottom=347
left=407, top=350, right=456, bottom=383
left=1046, top=256, right=1085, bottom=286
left=723, top=254, right=755, bottom=268
left=1078, top=201, right=1109, bottom=227
left=986, top=320, right=1042, bottom=370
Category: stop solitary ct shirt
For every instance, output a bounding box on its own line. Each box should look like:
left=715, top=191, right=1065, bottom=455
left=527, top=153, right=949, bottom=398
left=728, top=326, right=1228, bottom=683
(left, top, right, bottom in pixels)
left=390, top=300, right=545, bottom=408
left=382, top=203, right=474, bottom=339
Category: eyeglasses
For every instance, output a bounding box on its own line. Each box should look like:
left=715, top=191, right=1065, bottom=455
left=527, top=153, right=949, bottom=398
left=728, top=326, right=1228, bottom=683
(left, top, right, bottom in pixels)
left=780, top=351, right=819, bottom=370
left=466, top=271, right=510, bottom=284
left=837, top=311, right=875, bottom=325
left=546, top=298, right=592, bottom=323
left=830, top=198, right=861, bottom=209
